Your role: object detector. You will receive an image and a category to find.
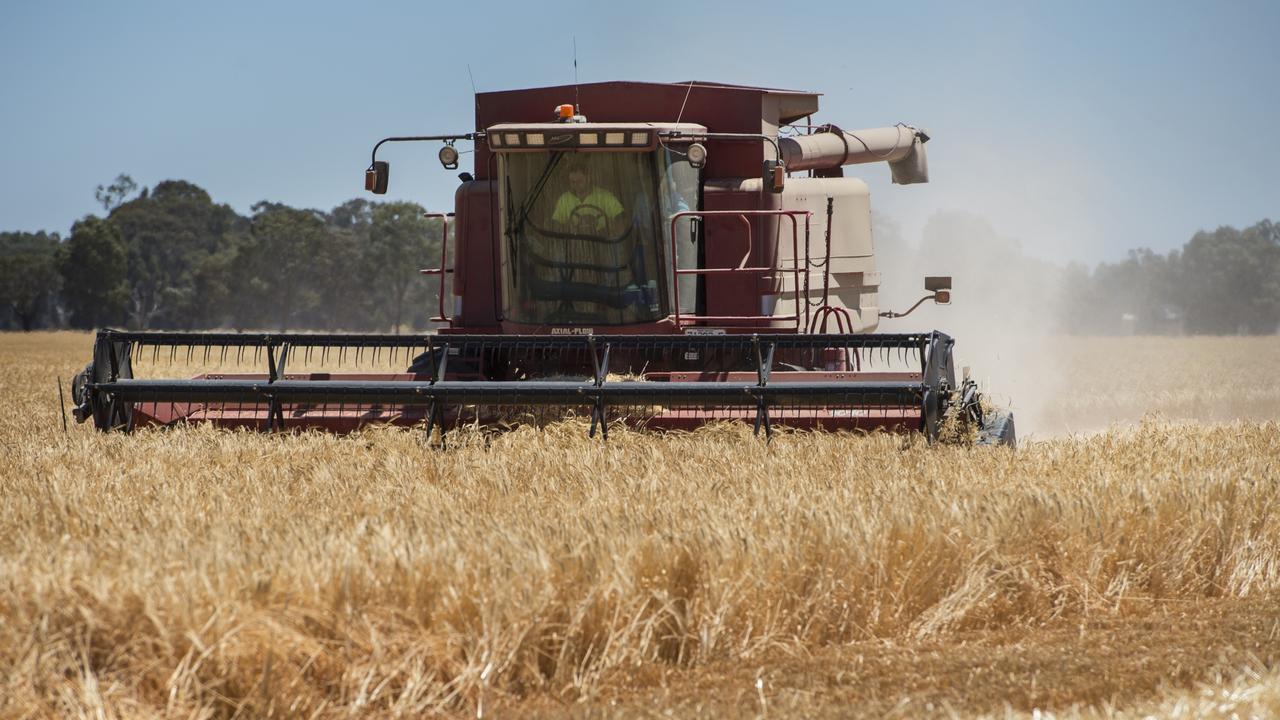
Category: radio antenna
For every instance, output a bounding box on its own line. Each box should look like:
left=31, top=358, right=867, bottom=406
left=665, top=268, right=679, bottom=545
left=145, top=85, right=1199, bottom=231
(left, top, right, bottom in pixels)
left=573, top=36, right=580, bottom=113
left=467, top=64, right=479, bottom=115
left=675, top=80, right=694, bottom=125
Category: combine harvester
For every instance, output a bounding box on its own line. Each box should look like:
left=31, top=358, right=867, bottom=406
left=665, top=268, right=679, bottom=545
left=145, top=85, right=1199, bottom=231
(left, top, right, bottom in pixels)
left=71, top=81, right=1015, bottom=446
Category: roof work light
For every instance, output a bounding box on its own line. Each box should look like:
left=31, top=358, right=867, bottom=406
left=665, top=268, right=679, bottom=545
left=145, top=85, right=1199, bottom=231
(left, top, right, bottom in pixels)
left=686, top=143, right=707, bottom=168
left=438, top=143, right=459, bottom=170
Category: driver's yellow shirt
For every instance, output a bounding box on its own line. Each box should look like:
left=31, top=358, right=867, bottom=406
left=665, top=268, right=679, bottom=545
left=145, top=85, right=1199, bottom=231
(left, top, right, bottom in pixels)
left=551, top=188, right=623, bottom=229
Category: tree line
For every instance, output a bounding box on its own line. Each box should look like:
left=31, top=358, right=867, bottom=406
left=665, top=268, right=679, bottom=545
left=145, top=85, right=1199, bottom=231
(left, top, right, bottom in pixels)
left=1, top=175, right=444, bottom=332
left=1059, top=220, right=1280, bottom=334
left=0, top=175, right=1275, bottom=334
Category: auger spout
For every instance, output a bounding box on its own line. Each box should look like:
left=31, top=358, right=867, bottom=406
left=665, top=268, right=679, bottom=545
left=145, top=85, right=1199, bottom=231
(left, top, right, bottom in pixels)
left=778, top=124, right=930, bottom=184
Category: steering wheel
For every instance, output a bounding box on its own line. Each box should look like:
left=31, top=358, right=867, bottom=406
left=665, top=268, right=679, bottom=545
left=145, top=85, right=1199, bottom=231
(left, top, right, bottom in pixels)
left=567, top=203, right=611, bottom=238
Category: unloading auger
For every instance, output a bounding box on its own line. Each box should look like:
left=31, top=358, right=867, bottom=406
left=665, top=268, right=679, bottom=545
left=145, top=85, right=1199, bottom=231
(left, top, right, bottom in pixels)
left=71, top=80, right=1016, bottom=447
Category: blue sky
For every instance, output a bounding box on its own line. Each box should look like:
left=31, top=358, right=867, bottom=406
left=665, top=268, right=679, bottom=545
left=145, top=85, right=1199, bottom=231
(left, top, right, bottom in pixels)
left=2, top=0, right=1276, bottom=263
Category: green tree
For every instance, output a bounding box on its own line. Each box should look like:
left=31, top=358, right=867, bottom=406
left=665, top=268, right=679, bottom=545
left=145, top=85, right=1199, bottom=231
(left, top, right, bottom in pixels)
left=1177, top=220, right=1279, bottom=334
left=109, top=179, right=249, bottom=328
left=95, top=173, right=138, bottom=212
left=232, top=203, right=331, bottom=330
left=0, top=231, right=62, bottom=330
left=319, top=199, right=378, bottom=330
left=59, top=217, right=129, bottom=329
left=367, top=201, right=438, bottom=332
left=328, top=198, right=376, bottom=232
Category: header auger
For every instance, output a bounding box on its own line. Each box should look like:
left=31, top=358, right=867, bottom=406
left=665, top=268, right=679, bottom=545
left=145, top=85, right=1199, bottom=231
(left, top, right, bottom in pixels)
left=72, top=80, right=1015, bottom=446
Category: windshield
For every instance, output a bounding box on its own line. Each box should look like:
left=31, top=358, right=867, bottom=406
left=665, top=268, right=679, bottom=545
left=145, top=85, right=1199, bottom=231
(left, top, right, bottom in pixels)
left=500, top=149, right=696, bottom=326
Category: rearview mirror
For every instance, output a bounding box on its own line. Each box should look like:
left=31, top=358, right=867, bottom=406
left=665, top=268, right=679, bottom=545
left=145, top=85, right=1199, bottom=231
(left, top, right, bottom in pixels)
left=365, top=161, right=390, bottom=194
left=926, top=275, right=952, bottom=303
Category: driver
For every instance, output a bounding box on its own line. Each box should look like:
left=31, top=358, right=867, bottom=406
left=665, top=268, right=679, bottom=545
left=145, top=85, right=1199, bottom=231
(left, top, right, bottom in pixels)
left=551, top=162, right=623, bottom=234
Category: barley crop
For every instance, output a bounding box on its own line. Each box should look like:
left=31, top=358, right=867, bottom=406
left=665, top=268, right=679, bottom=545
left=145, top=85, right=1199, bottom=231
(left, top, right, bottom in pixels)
left=1, top=332, right=1278, bottom=718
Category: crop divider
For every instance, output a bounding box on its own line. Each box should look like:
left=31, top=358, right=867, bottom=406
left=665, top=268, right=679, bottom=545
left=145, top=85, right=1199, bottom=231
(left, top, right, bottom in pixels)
left=588, top=336, right=613, bottom=440
left=751, top=335, right=777, bottom=440
left=422, top=339, right=449, bottom=448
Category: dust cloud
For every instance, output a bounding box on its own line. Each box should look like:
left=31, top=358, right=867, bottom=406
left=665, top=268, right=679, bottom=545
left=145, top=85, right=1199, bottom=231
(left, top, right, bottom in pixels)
left=873, top=211, right=1073, bottom=438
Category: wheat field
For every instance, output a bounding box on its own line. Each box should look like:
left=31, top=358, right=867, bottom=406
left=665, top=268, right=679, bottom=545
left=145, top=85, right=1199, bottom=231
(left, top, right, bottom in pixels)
left=2, top=332, right=1279, bottom=718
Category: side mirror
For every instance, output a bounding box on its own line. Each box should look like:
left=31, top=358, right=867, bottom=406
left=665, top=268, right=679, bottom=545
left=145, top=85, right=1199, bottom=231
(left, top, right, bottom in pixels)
left=925, top=275, right=952, bottom=304
left=365, top=160, right=390, bottom=194
left=880, top=276, right=952, bottom=319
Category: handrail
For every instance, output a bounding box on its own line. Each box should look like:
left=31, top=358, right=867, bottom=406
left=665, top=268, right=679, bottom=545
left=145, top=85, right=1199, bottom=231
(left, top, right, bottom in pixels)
left=418, top=213, right=455, bottom=325
left=668, top=210, right=811, bottom=330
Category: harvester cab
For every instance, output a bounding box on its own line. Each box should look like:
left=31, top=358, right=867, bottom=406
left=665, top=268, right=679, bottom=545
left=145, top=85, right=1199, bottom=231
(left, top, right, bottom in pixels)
left=71, top=81, right=1015, bottom=446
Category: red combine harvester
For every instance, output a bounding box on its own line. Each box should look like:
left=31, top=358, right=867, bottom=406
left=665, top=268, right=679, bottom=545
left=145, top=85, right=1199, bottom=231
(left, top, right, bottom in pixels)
left=72, top=81, right=1015, bottom=446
